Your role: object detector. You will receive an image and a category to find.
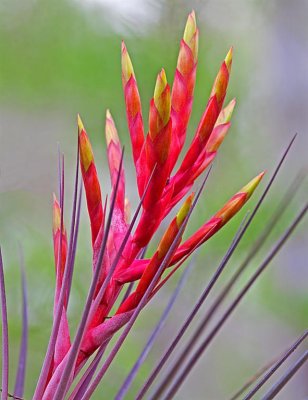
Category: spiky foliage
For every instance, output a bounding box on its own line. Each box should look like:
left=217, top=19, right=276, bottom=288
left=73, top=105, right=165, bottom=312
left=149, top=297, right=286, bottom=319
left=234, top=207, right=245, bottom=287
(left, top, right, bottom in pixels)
left=0, top=11, right=307, bottom=400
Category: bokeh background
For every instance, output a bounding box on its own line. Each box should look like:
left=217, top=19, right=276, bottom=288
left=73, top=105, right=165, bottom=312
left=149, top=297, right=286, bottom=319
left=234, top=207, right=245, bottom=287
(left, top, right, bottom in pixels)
left=0, top=0, right=307, bottom=399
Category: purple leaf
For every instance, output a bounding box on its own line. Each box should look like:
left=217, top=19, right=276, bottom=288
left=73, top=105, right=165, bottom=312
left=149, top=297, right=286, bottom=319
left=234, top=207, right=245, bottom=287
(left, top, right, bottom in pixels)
left=0, top=248, right=9, bottom=400
left=242, top=330, right=308, bottom=400
left=261, top=350, right=308, bottom=400
left=13, top=246, right=28, bottom=398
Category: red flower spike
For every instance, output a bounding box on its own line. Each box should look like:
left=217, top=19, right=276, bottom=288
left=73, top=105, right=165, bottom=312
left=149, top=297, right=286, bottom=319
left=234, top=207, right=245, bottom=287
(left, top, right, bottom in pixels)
left=78, top=114, right=104, bottom=246
left=117, top=194, right=193, bottom=314
left=150, top=68, right=171, bottom=138
left=211, top=47, right=233, bottom=109
left=121, top=42, right=145, bottom=170
left=144, top=69, right=172, bottom=185
left=178, top=48, right=233, bottom=175
left=170, top=10, right=199, bottom=171
left=173, top=171, right=265, bottom=263
left=182, top=10, right=198, bottom=63
left=105, top=109, right=125, bottom=215
left=216, top=171, right=266, bottom=222
left=132, top=69, right=172, bottom=248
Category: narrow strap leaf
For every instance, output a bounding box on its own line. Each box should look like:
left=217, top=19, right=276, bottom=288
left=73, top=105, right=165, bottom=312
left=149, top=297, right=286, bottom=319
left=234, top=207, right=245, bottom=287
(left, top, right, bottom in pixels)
left=13, top=247, right=28, bottom=398
left=261, top=350, right=308, bottom=400
left=0, top=248, right=9, bottom=400
left=241, top=330, right=308, bottom=400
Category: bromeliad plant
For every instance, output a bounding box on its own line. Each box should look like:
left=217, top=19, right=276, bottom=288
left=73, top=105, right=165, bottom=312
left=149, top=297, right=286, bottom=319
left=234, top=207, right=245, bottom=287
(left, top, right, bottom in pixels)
left=0, top=11, right=307, bottom=400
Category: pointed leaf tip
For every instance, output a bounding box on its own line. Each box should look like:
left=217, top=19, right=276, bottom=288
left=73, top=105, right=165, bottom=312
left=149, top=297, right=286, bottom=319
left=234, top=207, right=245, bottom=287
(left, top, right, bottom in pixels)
left=77, top=113, right=84, bottom=135
left=214, top=171, right=265, bottom=224
left=153, top=68, right=171, bottom=127
left=225, top=47, right=233, bottom=72
left=223, top=98, right=236, bottom=121
left=176, top=193, right=194, bottom=227
left=182, top=10, right=198, bottom=61
left=184, top=10, right=197, bottom=44
left=78, top=121, right=94, bottom=173
left=241, top=171, right=266, bottom=199
left=154, top=68, right=168, bottom=100
left=105, top=109, right=119, bottom=146
left=121, top=42, right=135, bottom=85
left=216, top=98, right=236, bottom=125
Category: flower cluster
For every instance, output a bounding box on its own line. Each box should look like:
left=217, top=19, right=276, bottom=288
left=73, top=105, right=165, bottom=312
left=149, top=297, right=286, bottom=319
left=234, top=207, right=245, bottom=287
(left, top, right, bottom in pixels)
left=41, top=11, right=264, bottom=398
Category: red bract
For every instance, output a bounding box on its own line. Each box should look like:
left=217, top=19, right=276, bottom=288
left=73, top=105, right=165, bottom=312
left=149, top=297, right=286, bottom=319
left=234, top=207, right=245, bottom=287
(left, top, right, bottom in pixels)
left=52, top=196, right=71, bottom=371
left=39, top=11, right=266, bottom=399
left=78, top=115, right=104, bottom=247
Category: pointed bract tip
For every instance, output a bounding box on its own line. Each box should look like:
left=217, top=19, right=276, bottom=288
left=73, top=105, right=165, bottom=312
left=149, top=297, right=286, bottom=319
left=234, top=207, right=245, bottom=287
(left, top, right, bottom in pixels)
left=229, top=97, right=236, bottom=108
left=160, top=67, right=167, bottom=81
left=105, top=109, right=119, bottom=146
left=216, top=98, right=236, bottom=125
left=121, top=42, right=135, bottom=85
left=176, top=193, right=194, bottom=227
left=206, top=121, right=231, bottom=152
left=225, top=47, right=233, bottom=72
left=154, top=68, right=167, bottom=97
left=77, top=113, right=85, bottom=136
left=79, top=125, right=94, bottom=172
left=241, top=171, right=266, bottom=199
left=184, top=10, right=197, bottom=44
left=182, top=10, right=198, bottom=61
left=153, top=68, right=171, bottom=127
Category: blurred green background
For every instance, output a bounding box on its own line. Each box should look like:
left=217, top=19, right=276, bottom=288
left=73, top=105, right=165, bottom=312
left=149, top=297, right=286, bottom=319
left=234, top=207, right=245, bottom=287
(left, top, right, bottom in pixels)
left=0, top=0, right=307, bottom=398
